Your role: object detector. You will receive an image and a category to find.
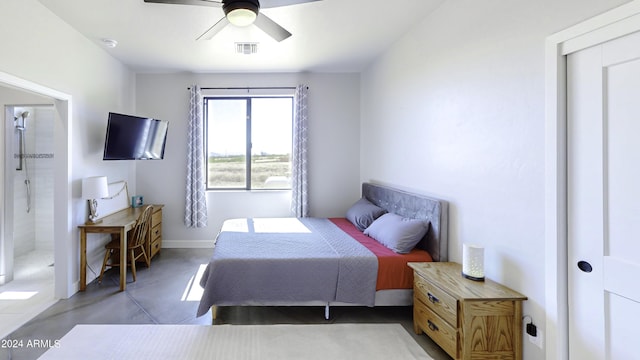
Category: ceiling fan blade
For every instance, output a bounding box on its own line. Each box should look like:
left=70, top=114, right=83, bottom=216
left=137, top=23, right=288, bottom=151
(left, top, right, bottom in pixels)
left=254, top=13, right=292, bottom=42
left=197, top=16, right=229, bottom=40
left=260, top=0, right=321, bottom=9
left=143, top=0, right=222, bottom=7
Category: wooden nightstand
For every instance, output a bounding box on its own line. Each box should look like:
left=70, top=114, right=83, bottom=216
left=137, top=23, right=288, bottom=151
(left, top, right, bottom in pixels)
left=408, top=262, right=527, bottom=360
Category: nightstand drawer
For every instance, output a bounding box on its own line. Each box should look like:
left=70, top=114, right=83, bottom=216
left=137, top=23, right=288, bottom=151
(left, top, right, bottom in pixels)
left=414, top=298, right=457, bottom=358
left=414, top=273, right=457, bottom=326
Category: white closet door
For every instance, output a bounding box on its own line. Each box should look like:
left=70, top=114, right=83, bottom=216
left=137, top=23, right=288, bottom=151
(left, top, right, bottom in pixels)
left=567, top=30, right=640, bottom=360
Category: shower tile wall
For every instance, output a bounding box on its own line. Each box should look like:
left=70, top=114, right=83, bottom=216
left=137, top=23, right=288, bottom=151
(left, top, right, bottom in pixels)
left=12, top=108, right=34, bottom=258
left=13, top=107, right=54, bottom=257
left=34, top=107, right=54, bottom=251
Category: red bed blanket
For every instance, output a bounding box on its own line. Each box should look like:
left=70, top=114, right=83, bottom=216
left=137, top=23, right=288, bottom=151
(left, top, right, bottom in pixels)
left=329, top=218, right=433, bottom=290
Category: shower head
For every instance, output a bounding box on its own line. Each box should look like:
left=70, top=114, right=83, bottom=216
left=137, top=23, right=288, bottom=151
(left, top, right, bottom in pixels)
left=15, top=111, right=29, bottom=130
left=14, top=111, right=29, bottom=121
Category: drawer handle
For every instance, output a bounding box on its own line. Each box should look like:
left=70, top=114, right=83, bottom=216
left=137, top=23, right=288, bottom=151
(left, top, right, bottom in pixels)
left=427, top=292, right=439, bottom=304
left=427, top=320, right=439, bottom=332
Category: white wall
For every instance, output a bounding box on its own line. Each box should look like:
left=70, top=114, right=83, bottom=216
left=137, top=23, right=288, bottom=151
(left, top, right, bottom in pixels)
left=135, top=72, right=361, bottom=244
left=360, top=0, right=629, bottom=359
left=0, top=0, right=135, bottom=297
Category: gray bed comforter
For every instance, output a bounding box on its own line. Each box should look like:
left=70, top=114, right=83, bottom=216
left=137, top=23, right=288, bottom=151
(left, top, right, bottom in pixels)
left=196, top=218, right=378, bottom=317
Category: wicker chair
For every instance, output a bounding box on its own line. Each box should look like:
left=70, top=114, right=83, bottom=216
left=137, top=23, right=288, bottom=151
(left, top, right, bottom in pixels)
left=98, top=205, right=153, bottom=283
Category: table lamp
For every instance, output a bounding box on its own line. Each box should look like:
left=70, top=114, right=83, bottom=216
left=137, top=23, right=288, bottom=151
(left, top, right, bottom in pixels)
left=462, top=243, right=485, bottom=281
left=82, top=176, right=109, bottom=224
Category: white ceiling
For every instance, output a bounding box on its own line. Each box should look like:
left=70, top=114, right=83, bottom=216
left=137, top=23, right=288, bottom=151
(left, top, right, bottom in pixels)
left=38, top=0, right=444, bottom=73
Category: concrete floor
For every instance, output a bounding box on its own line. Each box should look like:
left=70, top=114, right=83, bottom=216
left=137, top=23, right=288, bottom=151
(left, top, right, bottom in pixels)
left=0, top=249, right=450, bottom=360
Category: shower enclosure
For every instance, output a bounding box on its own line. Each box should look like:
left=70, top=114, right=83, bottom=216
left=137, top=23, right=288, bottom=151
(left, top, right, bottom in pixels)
left=1, top=105, right=54, bottom=285
left=15, top=110, right=31, bottom=213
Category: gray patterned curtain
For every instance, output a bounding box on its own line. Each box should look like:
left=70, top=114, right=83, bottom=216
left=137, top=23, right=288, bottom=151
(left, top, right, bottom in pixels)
left=185, top=85, right=208, bottom=227
left=291, top=84, right=309, bottom=217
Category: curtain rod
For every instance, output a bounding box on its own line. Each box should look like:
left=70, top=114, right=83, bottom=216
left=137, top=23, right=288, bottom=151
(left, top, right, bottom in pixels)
left=187, top=86, right=307, bottom=90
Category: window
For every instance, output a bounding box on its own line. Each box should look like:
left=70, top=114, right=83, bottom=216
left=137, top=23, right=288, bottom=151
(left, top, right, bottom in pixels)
left=205, top=96, right=293, bottom=190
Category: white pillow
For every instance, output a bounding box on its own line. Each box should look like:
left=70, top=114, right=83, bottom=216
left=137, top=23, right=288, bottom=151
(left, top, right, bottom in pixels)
left=363, top=213, right=429, bottom=253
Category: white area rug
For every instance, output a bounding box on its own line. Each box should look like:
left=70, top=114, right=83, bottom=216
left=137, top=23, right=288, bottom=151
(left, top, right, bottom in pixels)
left=38, top=323, right=432, bottom=360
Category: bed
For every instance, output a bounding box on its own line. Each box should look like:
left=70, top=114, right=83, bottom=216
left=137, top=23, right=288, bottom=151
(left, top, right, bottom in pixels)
left=196, top=182, right=448, bottom=319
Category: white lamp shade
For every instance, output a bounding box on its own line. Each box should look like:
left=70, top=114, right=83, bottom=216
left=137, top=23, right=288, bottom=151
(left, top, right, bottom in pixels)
left=82, top=176, right=109, bottom=199
left=462, top=243, right=485, bottom=281
left=227, top=8, right=257, bottom=27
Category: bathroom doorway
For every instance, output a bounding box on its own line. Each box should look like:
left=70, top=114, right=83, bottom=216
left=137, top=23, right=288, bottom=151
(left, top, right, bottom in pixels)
left=5, top=105, right=55, bottom=277
left=0, top=72, right=72, bottom=339
left=0, top=104, right=56, bottom=338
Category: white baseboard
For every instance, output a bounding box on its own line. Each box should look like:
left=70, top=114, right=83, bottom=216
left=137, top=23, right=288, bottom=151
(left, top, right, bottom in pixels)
left=162, top=240, right=215, bottom=249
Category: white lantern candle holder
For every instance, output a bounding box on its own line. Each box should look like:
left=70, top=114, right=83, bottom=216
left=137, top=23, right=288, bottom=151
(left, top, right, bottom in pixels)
left=462, top=243, right=485, bottom=281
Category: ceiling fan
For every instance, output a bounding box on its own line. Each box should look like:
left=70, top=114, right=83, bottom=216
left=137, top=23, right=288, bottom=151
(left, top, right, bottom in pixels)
left=143, top=0, right=321, bottom=42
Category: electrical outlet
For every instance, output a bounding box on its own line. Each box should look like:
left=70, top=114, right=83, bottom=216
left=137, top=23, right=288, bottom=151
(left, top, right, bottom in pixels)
left=528, top=328, right=543, bottom=349
left=526, top=323, right=537, bottom=336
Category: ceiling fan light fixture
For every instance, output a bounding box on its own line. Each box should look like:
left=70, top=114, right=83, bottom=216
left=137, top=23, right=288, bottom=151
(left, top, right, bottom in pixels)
left=227, top=9, right=257, bottom=26
left=223, top=1, right=259, bottom=27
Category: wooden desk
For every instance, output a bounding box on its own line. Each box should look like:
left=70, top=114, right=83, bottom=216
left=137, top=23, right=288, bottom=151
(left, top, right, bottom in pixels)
left=78, top=205, right=159, bottom=291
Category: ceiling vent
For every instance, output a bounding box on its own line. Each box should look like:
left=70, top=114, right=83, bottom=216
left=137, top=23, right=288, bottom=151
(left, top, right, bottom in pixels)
left=235, top=42, right=258, bottom=55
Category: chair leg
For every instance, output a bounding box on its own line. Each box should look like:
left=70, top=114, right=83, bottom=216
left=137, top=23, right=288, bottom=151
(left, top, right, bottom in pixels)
left=98, top=249, right=111, bottom=283
left=130, top=249, right=137, bottom=282
left=142, top=247, right=150, bottom=268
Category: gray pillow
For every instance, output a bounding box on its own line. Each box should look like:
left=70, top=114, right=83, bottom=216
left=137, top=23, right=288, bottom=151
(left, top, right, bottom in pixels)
left=346, top=197, right=387, bottom=231
left=363, top=213, right=429, bottom=253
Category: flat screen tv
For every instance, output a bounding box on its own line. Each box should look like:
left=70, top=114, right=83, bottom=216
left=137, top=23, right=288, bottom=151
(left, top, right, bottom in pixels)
left=103, top=112, right=168, bottom=160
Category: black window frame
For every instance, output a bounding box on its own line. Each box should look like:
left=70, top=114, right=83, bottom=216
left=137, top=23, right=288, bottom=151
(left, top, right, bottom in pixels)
left=204, top=95, right=294, bottom=191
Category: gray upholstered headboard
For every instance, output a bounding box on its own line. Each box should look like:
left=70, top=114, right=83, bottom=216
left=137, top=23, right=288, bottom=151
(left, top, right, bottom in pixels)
left=362, top=183, right=449, bottom=262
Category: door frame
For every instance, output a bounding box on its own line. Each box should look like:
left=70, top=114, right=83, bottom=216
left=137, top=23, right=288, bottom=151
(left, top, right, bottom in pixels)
left=545, top=1, right=640, bottom=359
left=0, top=71, right=74, bottom=299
